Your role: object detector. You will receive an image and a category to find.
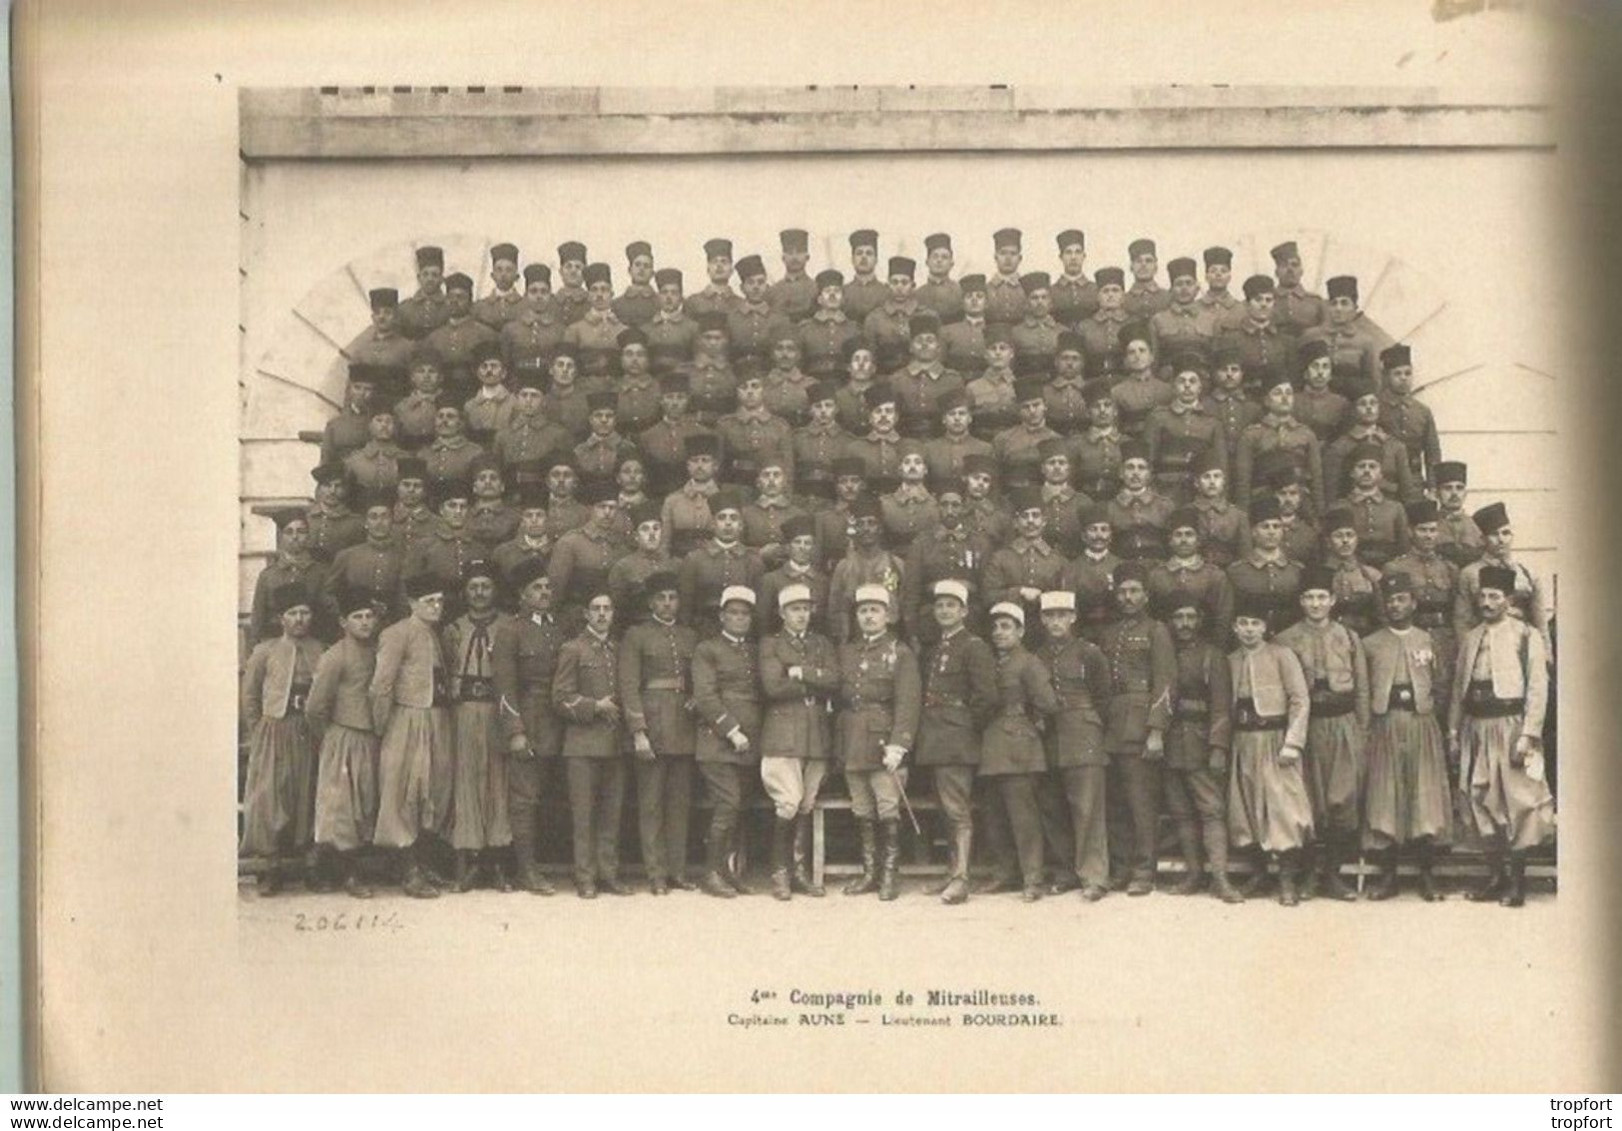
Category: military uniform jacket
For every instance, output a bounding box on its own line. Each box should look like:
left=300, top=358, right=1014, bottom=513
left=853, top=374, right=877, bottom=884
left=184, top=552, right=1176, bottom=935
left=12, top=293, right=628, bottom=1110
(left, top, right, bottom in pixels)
left=1437, top=509, right=1486, bottom=570
left=1149, top=302, right=1217, bottom=362
left=1050, top=274, right=1100, bottom=327
left=406, top=526, right=480, bottom=595
left=396, top=290, right=450, bottom=339
left=1039, top=635, right=1112, bottom=768
left=618, top=617, right=699, bottom=757
left=678, top=541, right=766, bottom=623
left=865, top=300, right=923, bottom=367
left=1202, top=391, right=1264, bottom=446
left=922, top=433, right=994, bottom=488
left=369, top=616, right=448, bottom=730
left=344, top=325, right=414, bottom=372
left=1106, top=488, right=1177, bottom=561
left=768, top=274, right=818, bottom=323
left=1220, top=319, right=1298, bottom=391
left=344, top=441, right=406, bottom=493
left=797, top=312, right=863, bottom=380
left=548, top=525, right=619, bottom=609
left=426, top=317, right=501, bottom=383
left=1275, top=618, right=1371, bottom=728
left=1378, top=393, right=1442, bottom=486
left=762, top=370, right=815, bottom=428
left=1448, top=617, right=1549, bottom=737
left=1145, top=402, right=1228, bottom=481
left=565, top=310, right=630, bottom=375
left=1078, top=309, right=1129, bottom=378
left=613, top=284, right=659, bottom=329
left=1337, top=488, right=1411, bottom=567
left=493, top=413, right=571, bottom=471
left=916, top=628, right=998, bottom=767
left=1291, top=387, right=1348, bottom=444
left=835, top=632, right=922, bottom=770
left=742, top=496, right=809, bottom=552
left=891, top=362, right=967, bottom=438
left=1226, top=551, right=1306, bottom=637
left=939, top=318, right=987, bottom=375
left=979, top=647, right=1059, bottom=776
left=1096, top=613, right=1176, bottom=754
left=472, top=287, right=529, bottom=330
left=847, top=430, right=924, bottom=484
left=716, top=410, right=794, bottom=484
left=1041, top=375, right=1089, bottom=434
left=728, top=302, right=796, bottom=365
left=984, top=537, right=1066, bottom=605
left=551, top=629, right=622, bottom=759
left=1166, top=640, right=1233, bottom=771
left=903, top=527, right=992, bottom=625
left=644, top=310, right=699, bottom=373
left=1147, top=556, right=1234, bottom=632
left=983, top=274, right=1029, bottom=328
left=1234, top=415, right=1324, bottom=513
left=306, top=504, right=366, bottom=564
left=879, top=487, right=940, bottom=555
left=1323, top=429, right=1416, bottom=504
left=615, top=376, right=663, bottom=436
left=242, top=635, right=323, bottom=726
left=1363, top=626, right=1439, bottom=716
left=692, top=632, right=764, bottom=764
left=1384, top=551, right=1458, bottom=630
left=1067, top=551, right=1122, bottom=635
left=501, top=305, right=567, bottom=378
left=492, top=611, right=567, bottom=756
left=759, top=631, right=842, bottom=761
left=324, top=540, right=404, bottom=620
left=827, top=549, right=905, bottom=642
left=1228, top=641, right=1311, bottom=748
left=965, top=371, right=1020, bottom=437
left=760, top=563, right=831, bottom=636
left=423, top=436, right=488, bottom=486
left=916, top=278, right=966, bottom=323
left=307, top=636, right=377, bottom=733
left=250, top=554, right=326, bottom=646
left=842, top=277, right=890, bottom=324
left=393, top=390, right=441, bottom=449
left=1072, top=427, right=1126, bottom=499
left=1124, top=280, right=1171, bottom=321
left=1193, top=497, right=1246, bottom=567
left=1109, top=374, right=1176, bottom=439
left=320, top=408, right=373, bottom=468
left=993, top=423, right=1061, bottom=487
left=792, top=421, right=853, bottom=486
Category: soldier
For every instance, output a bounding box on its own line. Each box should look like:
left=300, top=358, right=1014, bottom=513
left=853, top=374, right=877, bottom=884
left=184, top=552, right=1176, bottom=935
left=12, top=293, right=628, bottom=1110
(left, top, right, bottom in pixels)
left=547, top=479, right=621, bottom=627
left=306, top=587, right=383, bottom=898
left=396, top=245, right=449, bottom=340
left=684, top=314, right=739, bottom=427
left=678, top=488, right=766, bottom=631
left=1449, top=565, right=1553, bottom=908
left=1322, top=505, right=1384, bottom=638
left=461, top=342, right=515, bottom=448
left=615, top=328, right=664, bottom=436
left=865, top=255, right=922, bottom=372
left=552, top=591, right=627, bottom=898
left=606, top=501, right=671, bottom=624
left=1266, top=463, right=1322, bottom=566
left=984, top=228, right=1029, bottom=330
left=798, top=270, right=864, bottom=382
left=1097, top=562, right=1175, bottom=895
left=1361, top=573, right=1453, bottom=901
left=563, top=263, right=629, bottom=380
left=1068, top=505, right=1121, bottom=641
left=491, top=484, right=555, bottom=599
left=965, top=327, right=1021, bottom=441
left=502, top=266, right=567, bottom=383
left=814, top=456, right=868, bottom=569
left=1051, top=230, right=1099, bottom=327
left=470, top=242, right=527, bottom=330
left=320, top=365, right=377, bottom=468
left=389, top=458, right=437, bottom=558
left=1033, top=591, right=1113, bottom=900
left=1078, top=266, right=1130, bottom=380
left=940, top=274, right=989, bottom=374
left=645, top=268, right=699, bottom=376
left=1072, top=390, right=1125, bottom=502
left=541, top=456, right=592, bottom=541
left=426, top=273, right=501, bottom=400
left=1111, top=323, right=1175, bottom=440
left=760, top=515, right=830, bottom=638
left=1324, top=379, right=1416, bottom=504
left=661, top=434, right=721, bottom=557
left=1454, top=502, right=1551, bottom=647
left=1433, top=461, right=1485, bottom=568
left=1159, top=595, right=1242, bottom=901
left=1149, top=257, right=1216, bottom=366
left=441, top=562, right=514, bottom=892
left=993, top=379, right=1060, bottom=490
left=613, top=240, right=659, bottom=328
left=761, top=333, right=817, bottom=428
left=464, top=459, right=520, bottom=554
left=1106, top=440, right=1176, bottom=562
left=1198, top=246, right=1243, bottom=330
left=891, top=313, right=966, bottom=441
left=915, top=233, right=965, bottom=323
left=685, top=238, right=743, bottom=321
left=1293, top=339, right=1348, bottom=443
left=792, top=380, right=853, bottom=497
left=879, top=451, right=939, bottom=559
left=403, top=478, right=481, bottom=618
left=1338, top=442, right=1411, bottom=568
left=394, top=347, right=446, bottom=452
left=923, top=390, right=993, bottom=491
left=344, top=404, right=406, bottom=494
left=1219, top=275, right=1297, bottom=394
left=716, top=373, right=795, bottom=489
left=324, top=494, right=404, bottom=626
left=833, top=340, right=880, bottom=436
left=741, top=460, right=807, bottom=559
left=902, top=482, right=991, bottom=646
left=1035, top=439, right=1091, bottom=558
left=493, top=560, right=566, bottom=895
left=1189, top=449, right=1245, bottom=568
left=422, top=402, right=487, bottom=489
left=728, top=254, right=795, bottom=372
left=298, top=465, right=362, bottom=574
left=1145, top=355, right=1227, bottom=501
left=827, top=495, right=906, bottom=644
left=573, top=391, right=638, bottom=489
left=1377, top=344, right=1443, bottom=490
left=984, top=483, right=1068, bottom=627
left=346, top=288, right=414, bottom=379
left=240, top=582, right=324, bottom=894
left=1386, top=499, right=1462, bottom=722
left=767, top=229, right=817, bottom=323
left=842, top=230, right=890, bottom=325
left=960, top=453, right=1012, bottom=548
left=1227, top=496, right=1307, bottom=640
left=1269, top=240, right=1325, bottom=334
left=1203, top=342, right=1263, bottom=444
left=1038, top=333, right=1089, bottom=436
left=639, top=374, right=712, bottom=501
left=834, top=585, right=922, bottom=900
left=847, top=383, right=922, bottom=487
left=618, top=570, right=700, bottom=895
left=552, top=241, right=592, bottom=328
left=1010, top=273, right=1062, bottom=377
left=1123, top=238, right=1169, bottom=321
left=1300, top=275, right=1390, bottom=390
left=689, top=586, right=765, bottom=897
left=1148, top=508, right=1234, bottom=632
left=1226, top=595, right=1315, bottom=906
left=1233, top=374, right=1324, bottom=513
left=913, top=580, right=997, bottom=903
left=758, top=583, right=842, bottom=900
left=1276, top=565, right=1370, bottom=902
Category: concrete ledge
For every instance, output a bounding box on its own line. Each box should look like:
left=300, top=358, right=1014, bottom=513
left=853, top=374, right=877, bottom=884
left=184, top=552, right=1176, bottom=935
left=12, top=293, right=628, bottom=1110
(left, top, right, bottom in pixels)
left=241, top=87, right=1552, bottom=159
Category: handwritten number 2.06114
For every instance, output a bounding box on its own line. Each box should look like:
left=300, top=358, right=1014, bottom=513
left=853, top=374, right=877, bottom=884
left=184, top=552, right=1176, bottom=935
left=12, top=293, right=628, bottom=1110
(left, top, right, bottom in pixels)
left=294, top=911, right=401, bottom=932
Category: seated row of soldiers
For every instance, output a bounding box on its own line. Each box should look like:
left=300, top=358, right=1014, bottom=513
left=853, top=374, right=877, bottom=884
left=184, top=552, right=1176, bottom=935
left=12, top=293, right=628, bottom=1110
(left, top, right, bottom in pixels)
left=239, top=553, right=1551, bottom=910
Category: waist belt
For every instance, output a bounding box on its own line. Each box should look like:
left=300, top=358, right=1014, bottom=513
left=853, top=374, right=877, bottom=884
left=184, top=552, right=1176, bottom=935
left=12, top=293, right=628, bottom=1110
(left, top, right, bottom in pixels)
left=1388, top=683, right=1417, bottom=711
left=1176, top=697, right=1210, bottom=717
left=456, top=677, right=496, bottom=703
left=431, top=672, right=450, bottom=707
left=643, top=678, right=685, bottom=692
left=1464, top=680, right=1524, bottom=718
left=1309, top=688, right=1357, bottom=718
left=1233, top=698, right=1287, bottom=732
left=286, top=681, right=311, bottom=716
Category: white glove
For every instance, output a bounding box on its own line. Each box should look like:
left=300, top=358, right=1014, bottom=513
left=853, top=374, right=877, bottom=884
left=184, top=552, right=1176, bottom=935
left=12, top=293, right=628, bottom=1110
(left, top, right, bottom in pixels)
left=882, top=744, right=906, bottom=772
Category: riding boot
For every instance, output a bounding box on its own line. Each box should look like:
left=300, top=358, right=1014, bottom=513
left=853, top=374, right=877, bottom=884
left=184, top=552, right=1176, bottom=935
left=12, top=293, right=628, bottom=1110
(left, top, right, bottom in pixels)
left=1416, top=839, right=1443, bottom=902
left=1296, top=842, right=1321, bottom=902
left=791, top=814, right=824, bottom=896
left=1499, top=850, right=1528, bottom=908
left=940, top=826, right=972, bottom=905
left=1171, top=820, right=1204, bottom=895
left=1466, top=838, right=1510, bottom=902
left=401, top=843, right=440, bottom=899
left=1237, top=847, right=1271, bottom=897
left=1364, top=847, right=1399, bottom=901
left=770, top=817, right=794, bottom=901
left=877, top=819, right=902, bottom=901
left=1320, top=835, right=1359, bottom=901
left=725, top=824, right=753, bottom=895
left=1277, top=851, right=1300, bottom=907
left=490, top=849, right=516, bottom=893
left=844, top=819, right=880, bottom=895
left=700, top=825, right=737, bottom=899
left=451, top=848, right=479, bottom=893
left=342, top=851, right=374, bottom=899
left=926, top=827, right=955, bottom=896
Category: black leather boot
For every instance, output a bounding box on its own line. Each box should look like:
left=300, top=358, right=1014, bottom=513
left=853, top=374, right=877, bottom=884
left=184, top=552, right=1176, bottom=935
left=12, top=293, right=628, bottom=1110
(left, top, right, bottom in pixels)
left=941, top=827, right=972, bottom=905
left=701, top=825, right=737, bottom=899
left=1320, top=837, right=1359, bottom=901
left=1499, top=851, right=1528, bottom=908
left=1466, top=841, right=1509, bottom=902
left=1296, top=843, right=1321, bottom=902
left=770, top=817, right=794, bottom=901
left=1171, top=820, right=1204, bottom=895
left=877, top=819, right=902, bottom=901
left=1416, top=839, right=1443, bottom=902
left=342, top=851, right=374, bottom=899
left=1364, top=847, right=1399, bottom=901
left=1277, top=851, right=1301, bottom=907
left=725, top=824, right=753, bottom=895
left=844, top=819, right=880, bottom=895
left=791, top=814, right=824, bottom=896
left=401, top=844, right=439, bottom=899
left=451, top=848, right=479, bottom=893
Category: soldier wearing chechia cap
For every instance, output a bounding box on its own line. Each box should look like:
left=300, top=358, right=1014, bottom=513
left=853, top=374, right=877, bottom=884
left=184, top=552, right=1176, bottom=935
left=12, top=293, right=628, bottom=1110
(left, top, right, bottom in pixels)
left=1268, top=239, right=1326, bottom=334
left=613, top=240, right=659, bottom=328
left=984, top=228, right=1029, bottom=329
left=397, top=245, right=450, bottom=340
left=552, top=241, right=592, bottom=327
left=727, top=254, right=795, bottom=370
left=685, top=238, right=743, bottom=321
left=1197, top=246, right=1243, bottom=330
left=768, top=228, right=817, bottom=323
left=1452, top=502, right=1550, bottom=651
left=426, top=272, right=502, bottom=400
left=346, top=286, right=414, bottom=373
left=1051, top=229, right=1099, bottom=326
left=1124, top=237, right=1170, bottom=321
left=472, top=242, right=527, bottom=330
left=1298, top=274, right=1392, bottom=391
left=864, top=255, right=922, bottom=372
left=842, top=229, right=890, bottom=324
left=915, top=233, right=964, bottom=324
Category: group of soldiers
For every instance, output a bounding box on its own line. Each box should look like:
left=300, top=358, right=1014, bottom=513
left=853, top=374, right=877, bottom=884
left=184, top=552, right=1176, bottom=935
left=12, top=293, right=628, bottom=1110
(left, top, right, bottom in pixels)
left=239, top=228, right=1556, bottom=910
